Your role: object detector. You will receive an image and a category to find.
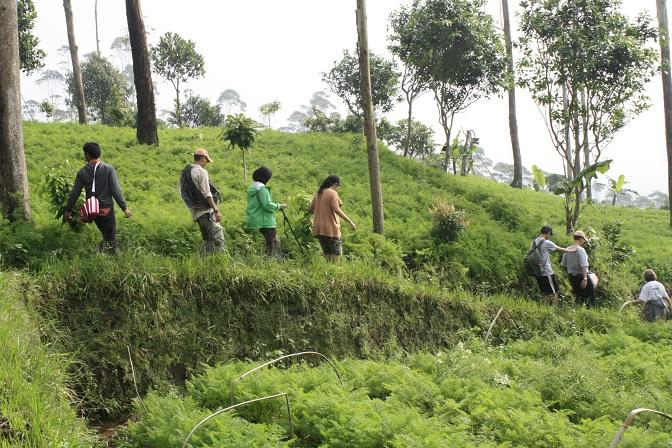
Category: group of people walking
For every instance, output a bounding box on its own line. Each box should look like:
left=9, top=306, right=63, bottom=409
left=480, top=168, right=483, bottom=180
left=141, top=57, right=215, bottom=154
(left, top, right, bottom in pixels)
left=65, top=143, right=356, bottom=262
left=529, top=225, right=670, bottom=321
left=63, top=142, right=670, bottom=320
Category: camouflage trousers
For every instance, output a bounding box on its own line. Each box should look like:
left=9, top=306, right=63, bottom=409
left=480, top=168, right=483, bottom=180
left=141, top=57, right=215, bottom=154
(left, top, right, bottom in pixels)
left=196, top=212, right=226, bottom=254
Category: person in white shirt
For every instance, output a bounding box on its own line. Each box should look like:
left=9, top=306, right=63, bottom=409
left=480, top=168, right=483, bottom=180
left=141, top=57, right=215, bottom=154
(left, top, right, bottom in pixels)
left=531, top=226, right=576, bottom=305
left=636, top=269, right=670, bottom=321
left=561, top=230, right=596, bottom=307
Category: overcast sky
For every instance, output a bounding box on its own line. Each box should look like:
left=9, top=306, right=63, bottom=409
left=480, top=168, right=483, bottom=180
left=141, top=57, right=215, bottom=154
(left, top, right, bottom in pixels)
left=20, top=0, right=670, bottom=195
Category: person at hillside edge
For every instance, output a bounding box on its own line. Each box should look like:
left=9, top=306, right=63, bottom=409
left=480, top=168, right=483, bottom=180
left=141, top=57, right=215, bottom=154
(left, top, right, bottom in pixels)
left=246, top=166, right=287, bottom=257
left=635, top=269, right=670, bottom=321
left=310, top=175, right=356, bottom=262
left=64, top=141, right=132, bottom=252
left=560, top=230, right=596, bottom=307
left=530, top=226, right=576, bottom=305
left=179, top=148, right=225, bottom=254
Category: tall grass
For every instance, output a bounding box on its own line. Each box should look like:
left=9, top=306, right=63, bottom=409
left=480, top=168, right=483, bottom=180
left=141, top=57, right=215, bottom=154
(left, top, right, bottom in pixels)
left=0, top=273, right=100, bottom=447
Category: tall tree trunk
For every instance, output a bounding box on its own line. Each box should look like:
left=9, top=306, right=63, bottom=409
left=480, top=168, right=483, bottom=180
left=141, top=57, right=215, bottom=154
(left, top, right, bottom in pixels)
left=126, top=0, right=158, bottom=145
left=94, top=0, right=100, bottom=54
left=0, top=0, right=31, bottom=220
left=582, top=89, right=591, bottom=200
left=356, top=0, right=384, bottom=234
left=502, top=0, right=523, bottom=188
left=657, top=0, right=672, bottom=227
left=63, top=0, right=87, bottom=124
left=404, top=96, right=412, bottom=158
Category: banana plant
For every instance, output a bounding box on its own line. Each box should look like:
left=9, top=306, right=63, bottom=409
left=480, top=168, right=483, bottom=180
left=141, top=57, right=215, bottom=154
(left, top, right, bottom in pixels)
left=608, top=175, right=637, bottom=206
left=552, top=160, right=612, bottom=233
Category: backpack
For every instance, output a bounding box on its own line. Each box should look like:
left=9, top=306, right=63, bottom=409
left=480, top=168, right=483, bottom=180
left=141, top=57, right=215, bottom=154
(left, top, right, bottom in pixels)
left=524, top=239, right=545, bottom=276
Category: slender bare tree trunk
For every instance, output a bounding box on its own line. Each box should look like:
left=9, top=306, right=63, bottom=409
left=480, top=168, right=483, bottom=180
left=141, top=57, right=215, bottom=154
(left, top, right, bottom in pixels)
left=126, top=0, right=158, bottom=145
left=356, top=0, right=384, bottom=234
left=502, top=0, right=523, bottom=188
left=94, top=0, right=100, bottom=54
left=404, top=96, right=412, bottom=158
left=63, top=0, right=87, bottom=124
left=657, top=0, right=672, bottom=227
left=582, top=89, right=591, bottom=200
left=0, top=0, right=31, bottom=220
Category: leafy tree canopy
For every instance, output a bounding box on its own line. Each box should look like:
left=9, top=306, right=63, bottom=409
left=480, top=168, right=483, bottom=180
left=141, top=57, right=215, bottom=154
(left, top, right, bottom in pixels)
left=322, top=49, right=401, bottom=117
left=151, top=32, right=205, bottom=87
left=71, top=53, right=133, bottom=126
left=175, top=95, right=223, bottom=128
left=17, top=0, right=45, bottom=74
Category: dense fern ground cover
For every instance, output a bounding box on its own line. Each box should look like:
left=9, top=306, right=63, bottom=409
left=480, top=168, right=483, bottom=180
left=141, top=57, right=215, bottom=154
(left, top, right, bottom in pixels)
left=116, top=326, right=672, bottom=447
left=0, top=274, right=99, bottom=447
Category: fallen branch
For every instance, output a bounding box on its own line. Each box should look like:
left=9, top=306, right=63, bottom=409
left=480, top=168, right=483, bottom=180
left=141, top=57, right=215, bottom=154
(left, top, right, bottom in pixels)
left=609, top=408, right=672, bottom=447
left=229, top=351, right=341, bottom=405
left=182, top=393, right=292, bottom=448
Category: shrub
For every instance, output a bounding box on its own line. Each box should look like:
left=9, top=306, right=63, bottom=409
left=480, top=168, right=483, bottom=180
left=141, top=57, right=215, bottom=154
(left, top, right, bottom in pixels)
left=430, top=201, right=466, bottom=243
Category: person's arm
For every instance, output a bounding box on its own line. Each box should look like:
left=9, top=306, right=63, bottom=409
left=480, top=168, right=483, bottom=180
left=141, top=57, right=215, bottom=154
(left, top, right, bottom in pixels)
left=257, top=187, right=284, bottom=212
left=64, top=172, right=84, bottom=221
left=578, top=248, right=589, bottom=289
left=108, top=166, right=132, bottom=218
left=309, top=195, right=316, bottom=214
left=195, top=170, right=220, bottom=221
left=330, top=192, right=355, bottom=230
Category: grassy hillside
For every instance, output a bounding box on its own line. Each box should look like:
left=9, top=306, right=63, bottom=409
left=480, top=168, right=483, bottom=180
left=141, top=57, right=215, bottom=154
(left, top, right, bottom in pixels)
left=4, top=122, right=672, bottom=298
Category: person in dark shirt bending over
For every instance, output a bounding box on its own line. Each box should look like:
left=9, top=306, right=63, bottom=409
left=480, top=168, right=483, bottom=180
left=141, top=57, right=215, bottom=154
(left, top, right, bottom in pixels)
left=64, top=142, right=132, bottom=252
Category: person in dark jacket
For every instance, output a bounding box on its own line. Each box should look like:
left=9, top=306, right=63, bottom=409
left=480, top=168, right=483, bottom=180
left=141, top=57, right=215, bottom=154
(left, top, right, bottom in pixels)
left=64, top=141, right=132, bottom=252
left=246, top=166, right=286, bottom=257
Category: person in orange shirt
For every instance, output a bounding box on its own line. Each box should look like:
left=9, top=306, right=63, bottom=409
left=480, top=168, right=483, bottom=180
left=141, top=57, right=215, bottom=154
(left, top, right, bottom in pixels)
left=309, top=175, right=356, bottom=262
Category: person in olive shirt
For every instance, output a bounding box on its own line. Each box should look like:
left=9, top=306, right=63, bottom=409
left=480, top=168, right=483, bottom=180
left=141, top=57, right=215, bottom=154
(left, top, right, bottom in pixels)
left=246, top=166, right=287, bottom=257
left=64, top=141, right=132, bottom=252
left=180, top=148, right=225, bottom=254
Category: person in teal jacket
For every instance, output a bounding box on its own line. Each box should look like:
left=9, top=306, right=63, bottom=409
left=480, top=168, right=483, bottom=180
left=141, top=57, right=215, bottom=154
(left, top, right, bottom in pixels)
left=246, top=166, right=287, bottom=257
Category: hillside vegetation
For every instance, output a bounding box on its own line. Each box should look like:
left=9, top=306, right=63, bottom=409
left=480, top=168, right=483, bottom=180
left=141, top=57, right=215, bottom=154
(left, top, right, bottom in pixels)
left=2, top=123, right=672, bottom=445
left=3, top=122, right=672, bottom=298
left=0, top=273, right=99, bottom=447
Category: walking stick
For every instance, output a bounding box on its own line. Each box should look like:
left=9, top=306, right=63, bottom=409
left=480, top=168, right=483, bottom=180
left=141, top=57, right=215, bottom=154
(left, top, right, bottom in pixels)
left=281, top=209, right=306, bottom=257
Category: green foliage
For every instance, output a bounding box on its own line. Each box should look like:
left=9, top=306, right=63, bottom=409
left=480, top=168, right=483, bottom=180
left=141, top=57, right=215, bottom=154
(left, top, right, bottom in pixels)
left=175, top=94, right=224, bottom=127
left=7, top=122, right=672, bottom=297
left=74, top=53, right=133, bottom=126
left=38, top=99, right=54, bottom=119
left=43, top=161, right=83, bottom=230
left=17, top=0, right=45, bottom=74
left=0, top=274, right=100, bottom=447
left=222, top=113, right=260, bottom=182
left=322, top=49, right=401, bottom=116
left=531, top=164, right=546, bottom=190
left=259, top=100, right=281, bottom=128
left=519, top=0, right=657, bottom=230
left=388, top=0, right=506, bottom=172
left=386, top=119, right=435, bottom=159
left=121, top=329, right=672, bottom=447
left=430, top=201, right=466, bottom=243
left=151, top=32, right=205, bottom=127
left=29, top=251, right=640, bottom=420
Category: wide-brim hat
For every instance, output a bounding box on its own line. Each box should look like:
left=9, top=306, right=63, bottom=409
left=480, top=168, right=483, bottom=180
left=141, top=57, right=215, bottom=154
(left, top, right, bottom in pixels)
left=194, top=148, right=213, bottom=163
